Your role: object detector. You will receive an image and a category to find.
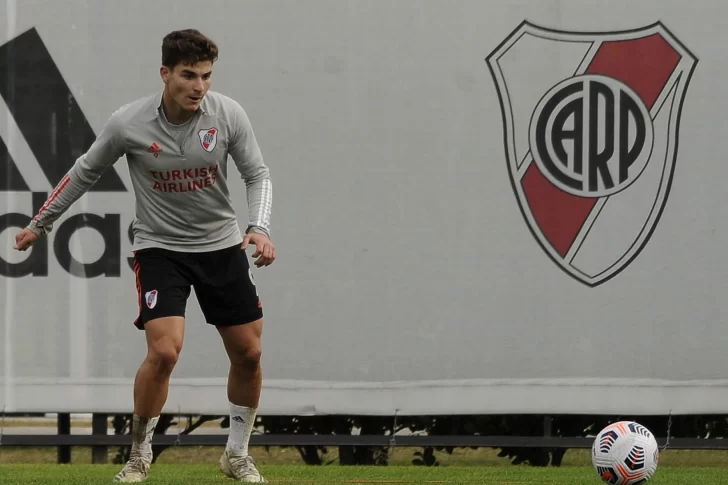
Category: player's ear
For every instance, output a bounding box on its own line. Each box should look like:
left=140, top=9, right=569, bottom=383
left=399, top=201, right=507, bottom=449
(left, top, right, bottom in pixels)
left=160, top=65, right=170, bottom=84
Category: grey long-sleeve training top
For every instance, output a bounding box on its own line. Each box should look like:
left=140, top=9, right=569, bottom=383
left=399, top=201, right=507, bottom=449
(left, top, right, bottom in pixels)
left=28, top=90, right=272, bottom=253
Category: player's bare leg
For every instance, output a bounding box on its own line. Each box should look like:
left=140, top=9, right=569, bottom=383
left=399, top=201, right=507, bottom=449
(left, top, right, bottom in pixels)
left=217, top=319, right=267, bottom=483
left=115, top=317, right=185, bottom=483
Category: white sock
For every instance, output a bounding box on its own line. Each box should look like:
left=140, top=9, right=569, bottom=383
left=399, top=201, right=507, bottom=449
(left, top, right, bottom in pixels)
left=131, top=414, right=159, bottom=451
left=227, top=402, right=257, bottom=456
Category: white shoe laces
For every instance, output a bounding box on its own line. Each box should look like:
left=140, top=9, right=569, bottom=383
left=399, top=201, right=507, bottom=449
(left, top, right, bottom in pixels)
left=126, top=447, right=152, bottom=472
left=228, top=453, right=263, bottom=479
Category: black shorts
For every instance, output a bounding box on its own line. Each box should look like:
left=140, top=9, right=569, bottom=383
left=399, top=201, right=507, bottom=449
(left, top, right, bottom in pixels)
left=131, top=243, right=263, bottom=330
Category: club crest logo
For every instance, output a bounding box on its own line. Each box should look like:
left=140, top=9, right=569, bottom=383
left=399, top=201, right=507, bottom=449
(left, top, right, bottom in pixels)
left=486, top=21, right=697, bottom=286
left=198, top=127, right=218, bottom=152
left=145, top=289, right=158, bottom=309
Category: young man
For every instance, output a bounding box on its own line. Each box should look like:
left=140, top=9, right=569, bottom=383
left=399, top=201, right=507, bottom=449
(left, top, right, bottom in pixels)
left=13, top=29, right=274, bottom=483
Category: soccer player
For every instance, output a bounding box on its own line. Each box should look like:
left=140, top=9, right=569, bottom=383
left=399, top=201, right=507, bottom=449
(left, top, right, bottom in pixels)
left=13, top=29, right=274, bottom=483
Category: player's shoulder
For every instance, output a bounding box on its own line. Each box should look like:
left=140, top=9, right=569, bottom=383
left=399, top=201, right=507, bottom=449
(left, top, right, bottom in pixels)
left=108, top=92, right=160, bottom=126
left=201, top=90, right=247, bottom=121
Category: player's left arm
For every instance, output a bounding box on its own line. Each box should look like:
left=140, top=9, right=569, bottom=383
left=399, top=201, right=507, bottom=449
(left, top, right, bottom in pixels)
left=228, top=100, right=275, bottom=267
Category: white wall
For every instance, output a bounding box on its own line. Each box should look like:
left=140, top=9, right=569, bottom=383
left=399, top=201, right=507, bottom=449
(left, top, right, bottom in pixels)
left=0, top=0, right=724, bottom=415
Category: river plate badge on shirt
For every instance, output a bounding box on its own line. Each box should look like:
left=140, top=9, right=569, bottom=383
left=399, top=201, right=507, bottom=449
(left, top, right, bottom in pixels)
left=198, top=127, right=218, bottom=152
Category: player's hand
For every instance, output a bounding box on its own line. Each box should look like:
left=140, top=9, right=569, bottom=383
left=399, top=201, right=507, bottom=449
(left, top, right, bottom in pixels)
left=13, top=228, right=39, bottom=251
left=242, top=232, right=276, bottom=267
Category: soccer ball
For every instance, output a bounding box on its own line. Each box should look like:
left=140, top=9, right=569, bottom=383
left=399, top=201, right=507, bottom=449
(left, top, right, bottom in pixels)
left=591, top=421, right=659, bottom=484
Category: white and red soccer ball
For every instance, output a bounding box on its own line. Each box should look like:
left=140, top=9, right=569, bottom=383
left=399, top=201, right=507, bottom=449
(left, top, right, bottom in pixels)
left=591, top=421, right=659, bottom=484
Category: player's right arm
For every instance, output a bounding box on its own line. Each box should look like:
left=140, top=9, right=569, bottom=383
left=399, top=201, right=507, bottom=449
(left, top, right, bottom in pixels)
left=13, top=109, right=127, bottom=251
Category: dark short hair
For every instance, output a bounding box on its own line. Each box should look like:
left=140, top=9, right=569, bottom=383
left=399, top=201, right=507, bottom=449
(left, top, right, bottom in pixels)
left=161, top=29, right=219, bottom=69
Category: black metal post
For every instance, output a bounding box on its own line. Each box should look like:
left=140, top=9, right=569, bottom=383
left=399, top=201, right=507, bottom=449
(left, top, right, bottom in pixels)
left=57, top=413, right=71, bottom=464
left=544, top=415, right=553, bottom=437
left=92, top=414, right=108, bottom=464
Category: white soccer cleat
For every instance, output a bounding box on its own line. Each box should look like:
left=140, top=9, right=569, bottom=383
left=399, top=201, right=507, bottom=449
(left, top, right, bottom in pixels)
left=113, top=448, right=152, bottom=483
left=219, top=449, right=267, bottom=482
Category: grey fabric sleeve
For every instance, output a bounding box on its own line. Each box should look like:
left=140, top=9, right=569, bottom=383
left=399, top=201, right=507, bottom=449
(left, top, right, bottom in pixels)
left=27, top=111, right=127, bottom=236
left=227, top=101, right=273, bottom=239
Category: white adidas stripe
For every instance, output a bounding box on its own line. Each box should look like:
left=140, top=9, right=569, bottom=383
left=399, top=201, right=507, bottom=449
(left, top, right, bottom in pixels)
left=255, top=178, right=272, bottom=230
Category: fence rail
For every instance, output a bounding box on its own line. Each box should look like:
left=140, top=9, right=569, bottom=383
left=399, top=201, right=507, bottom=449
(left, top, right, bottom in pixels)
left=3, top=413, right=728, bottom=465
left=4, top=434, right=728, bottom=449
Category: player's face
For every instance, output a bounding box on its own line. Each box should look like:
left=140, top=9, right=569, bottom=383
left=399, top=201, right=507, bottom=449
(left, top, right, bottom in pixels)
left=162, top=61, right=213, bottom=112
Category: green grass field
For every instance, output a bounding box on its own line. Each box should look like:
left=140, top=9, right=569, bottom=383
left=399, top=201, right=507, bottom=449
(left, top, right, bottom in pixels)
left=0, top=463, right=724, bottom=485
left=1, top=447, right=727, bottom=484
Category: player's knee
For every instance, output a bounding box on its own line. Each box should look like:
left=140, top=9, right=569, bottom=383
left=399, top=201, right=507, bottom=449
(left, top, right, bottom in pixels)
left=147, top=342, right=181, bottom=372
left=232, top=346, right=261, bottom=370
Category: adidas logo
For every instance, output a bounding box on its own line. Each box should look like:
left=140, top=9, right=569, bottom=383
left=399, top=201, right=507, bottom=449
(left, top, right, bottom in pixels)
left=147, top=143, right=163, bottom=158
left=0, top=28, right=126, bottom=193
left=1, top=28, right=132, bottom=279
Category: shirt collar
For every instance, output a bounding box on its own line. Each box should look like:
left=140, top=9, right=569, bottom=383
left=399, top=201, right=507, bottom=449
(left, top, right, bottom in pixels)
left=152, top=89, right=207, bottom=119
